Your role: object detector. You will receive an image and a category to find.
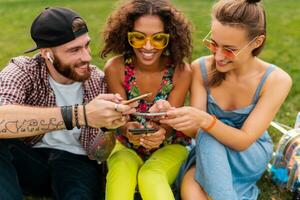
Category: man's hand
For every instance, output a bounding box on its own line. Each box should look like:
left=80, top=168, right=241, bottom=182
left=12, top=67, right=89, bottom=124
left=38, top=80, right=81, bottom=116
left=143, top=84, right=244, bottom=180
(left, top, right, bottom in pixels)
left=94, top=93, right=123, bottom=103
left=83, top=94, right=136, bottom=129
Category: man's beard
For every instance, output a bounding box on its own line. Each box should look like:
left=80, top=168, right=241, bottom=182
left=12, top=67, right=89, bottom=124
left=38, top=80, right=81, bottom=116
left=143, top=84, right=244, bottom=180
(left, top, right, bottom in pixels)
left=52, top=54, right=91, bottom=82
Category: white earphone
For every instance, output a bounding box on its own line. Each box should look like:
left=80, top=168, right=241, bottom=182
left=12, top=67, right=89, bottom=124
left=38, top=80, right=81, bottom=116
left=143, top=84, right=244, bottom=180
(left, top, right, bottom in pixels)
left=46, top=52, right=54, bottom=63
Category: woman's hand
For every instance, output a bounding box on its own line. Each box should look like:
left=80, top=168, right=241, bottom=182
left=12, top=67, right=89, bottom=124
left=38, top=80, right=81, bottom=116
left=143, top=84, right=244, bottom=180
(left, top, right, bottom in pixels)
left=140, top=122, right=166, bottom=150
left=124, top=121, right=145, bottom=146
left=160, top=106, right=211, bottom=133
left=149, top=99, right=173, bottom=113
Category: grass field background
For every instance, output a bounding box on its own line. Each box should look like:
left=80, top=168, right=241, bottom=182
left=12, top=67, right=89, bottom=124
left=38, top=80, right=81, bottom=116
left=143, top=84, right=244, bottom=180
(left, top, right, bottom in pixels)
left=0, top=0, right=300, bottom=199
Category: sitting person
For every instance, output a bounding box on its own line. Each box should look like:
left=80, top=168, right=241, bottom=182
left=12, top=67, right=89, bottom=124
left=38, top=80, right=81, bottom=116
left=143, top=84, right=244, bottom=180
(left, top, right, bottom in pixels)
left=154, top=0, right=292, bottom=199
left=0, top=7, right=134, bottom=199
left=100, top=0, right=193, bottom=199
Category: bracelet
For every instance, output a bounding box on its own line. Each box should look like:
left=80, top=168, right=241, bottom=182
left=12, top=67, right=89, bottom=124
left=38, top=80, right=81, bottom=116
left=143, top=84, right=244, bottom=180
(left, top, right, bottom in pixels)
left=60, top=106, right=73, bottom=130
left=202, top=115, right=217, bottom=132
left=74, top=104, right=80, bottom=129
left=83, top=104, right=89, bottom=127
left=67, top=106, right=73, bottom=130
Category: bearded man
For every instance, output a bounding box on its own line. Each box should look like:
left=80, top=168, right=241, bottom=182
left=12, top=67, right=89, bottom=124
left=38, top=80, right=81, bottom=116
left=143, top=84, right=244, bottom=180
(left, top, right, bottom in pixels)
left=0, top=7, right=134, bottom=200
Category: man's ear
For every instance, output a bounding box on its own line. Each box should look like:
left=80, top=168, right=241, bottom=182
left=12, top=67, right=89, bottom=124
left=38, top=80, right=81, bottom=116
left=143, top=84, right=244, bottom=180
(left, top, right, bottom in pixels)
left=41, top=49, right=54, bottom=63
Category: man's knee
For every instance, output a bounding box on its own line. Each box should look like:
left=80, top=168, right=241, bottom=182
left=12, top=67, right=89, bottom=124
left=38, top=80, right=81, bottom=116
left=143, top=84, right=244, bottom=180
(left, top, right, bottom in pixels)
left=0, top=140, right=12, bottom=157
left=0, top=140, right=23, bottom=200
left=56, top=188, right=102, bottom=200
left=52, top=171, right=103, bottom=200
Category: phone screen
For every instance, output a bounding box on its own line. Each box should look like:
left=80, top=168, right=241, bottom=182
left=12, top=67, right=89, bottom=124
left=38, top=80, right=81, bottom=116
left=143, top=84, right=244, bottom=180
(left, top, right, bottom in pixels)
left=128, top=128, right=158, bottom=135
left=132, top=112, right=167, bottom=117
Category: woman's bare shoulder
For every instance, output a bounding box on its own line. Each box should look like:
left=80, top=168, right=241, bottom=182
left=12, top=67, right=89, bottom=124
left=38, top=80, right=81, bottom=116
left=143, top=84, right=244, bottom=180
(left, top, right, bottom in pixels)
left=260, top=61, right=292, bottom=96
left=103, top=55, right=125, bottom=74
left=263, top=62, right=292, bottom=87
left=191, top=55, right=214, bottom=73
left=174, top=62, right=192, bottom=76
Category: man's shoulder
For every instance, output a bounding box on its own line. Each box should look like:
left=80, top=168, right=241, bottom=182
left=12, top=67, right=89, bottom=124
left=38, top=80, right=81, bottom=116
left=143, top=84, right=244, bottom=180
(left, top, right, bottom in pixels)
left=3, top=54, right=43, bottom=74
left=83, top=64, right=107, bottom=99
left=89, top=64, right=104, bottom=78
left=9, top=54, right=41, bottom=67
left=85, top=64, right=106, bottom=87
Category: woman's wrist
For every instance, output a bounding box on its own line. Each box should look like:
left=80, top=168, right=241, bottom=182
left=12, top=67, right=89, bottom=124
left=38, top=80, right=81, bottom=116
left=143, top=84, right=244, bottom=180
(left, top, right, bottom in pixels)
left=202, top=114, right=217, bottom=132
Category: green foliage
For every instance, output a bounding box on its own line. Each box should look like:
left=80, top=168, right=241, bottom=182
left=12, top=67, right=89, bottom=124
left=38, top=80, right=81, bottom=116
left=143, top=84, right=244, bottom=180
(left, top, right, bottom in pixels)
left=1, top=0, right=299, bottom=199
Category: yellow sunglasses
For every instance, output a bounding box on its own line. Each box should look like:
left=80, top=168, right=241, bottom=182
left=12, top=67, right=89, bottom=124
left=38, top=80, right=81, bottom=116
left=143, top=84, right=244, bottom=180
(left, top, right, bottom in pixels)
left=128, top=31, right=170, bottom=49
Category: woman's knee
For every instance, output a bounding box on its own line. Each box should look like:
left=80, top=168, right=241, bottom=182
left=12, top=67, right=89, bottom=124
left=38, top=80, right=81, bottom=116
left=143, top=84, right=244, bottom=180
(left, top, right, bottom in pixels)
left=138, top=166, right=166, bottom=186
left=138, top=167, right=174, bottom=200
left=107, top=148, right=142, bottom=170
left=181, top=166, right=209, bottom=200
left=196, top=132, right=226, bottom=154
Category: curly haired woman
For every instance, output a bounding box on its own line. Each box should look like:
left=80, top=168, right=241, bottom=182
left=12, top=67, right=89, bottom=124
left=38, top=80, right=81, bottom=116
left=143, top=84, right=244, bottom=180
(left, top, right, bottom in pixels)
left=100, top=0, right=193, bottom=199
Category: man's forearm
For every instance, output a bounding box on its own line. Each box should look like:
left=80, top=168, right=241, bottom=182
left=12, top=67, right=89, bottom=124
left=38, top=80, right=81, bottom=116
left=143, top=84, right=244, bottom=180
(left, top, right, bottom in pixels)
left=0, top=105, right=65, bottom=138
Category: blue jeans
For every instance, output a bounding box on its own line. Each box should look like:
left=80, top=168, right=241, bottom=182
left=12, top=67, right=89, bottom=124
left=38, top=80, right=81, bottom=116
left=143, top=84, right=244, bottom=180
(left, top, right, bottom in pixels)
left=0, top=139, right=105, bottom=200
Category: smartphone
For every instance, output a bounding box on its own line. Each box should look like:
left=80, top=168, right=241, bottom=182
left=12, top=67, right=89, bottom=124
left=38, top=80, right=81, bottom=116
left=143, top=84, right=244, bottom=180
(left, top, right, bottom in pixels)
left=131, top=112, right=167, bottom=117
left=128, top=128, right=158, bottom=135
left=122, top=93, right=152, bottom=105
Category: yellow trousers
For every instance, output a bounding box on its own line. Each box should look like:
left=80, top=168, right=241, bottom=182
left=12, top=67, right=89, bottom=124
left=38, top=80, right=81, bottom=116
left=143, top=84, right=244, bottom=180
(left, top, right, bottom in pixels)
left=105, top=141, right=188, bottom=200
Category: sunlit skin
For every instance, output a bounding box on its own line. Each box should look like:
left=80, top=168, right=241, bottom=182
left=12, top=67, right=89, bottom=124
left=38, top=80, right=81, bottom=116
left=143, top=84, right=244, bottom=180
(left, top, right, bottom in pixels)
left=0, top=33, right=139, bottom=138
left=39, top=34, right=137, bottom=129
left=153, top=19, right=292, bottom=200
left=41, top=33, right=92, bottom=84
left=132, top=15, right=166, bottom=72
left=210, top=20, right=260, bottom=74
left=204, top=20, right=268, bottom=110
left=161, top=19, right=292, bottom=144
left=104, top=14, right=192, bottom=149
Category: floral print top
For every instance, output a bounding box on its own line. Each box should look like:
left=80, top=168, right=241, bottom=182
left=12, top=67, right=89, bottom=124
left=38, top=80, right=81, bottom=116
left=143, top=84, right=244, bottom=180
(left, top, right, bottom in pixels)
left=116, top=57, right=191, bottom=160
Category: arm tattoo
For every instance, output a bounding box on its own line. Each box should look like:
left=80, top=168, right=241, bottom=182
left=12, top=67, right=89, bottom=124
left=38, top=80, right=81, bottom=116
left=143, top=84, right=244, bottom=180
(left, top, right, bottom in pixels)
left=0, top=118, right=64, bottom=134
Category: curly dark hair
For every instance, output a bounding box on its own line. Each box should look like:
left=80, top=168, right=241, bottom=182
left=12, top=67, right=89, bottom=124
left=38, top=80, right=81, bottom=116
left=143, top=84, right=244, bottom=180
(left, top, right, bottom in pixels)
left=100, top=0, right=193, bottom=67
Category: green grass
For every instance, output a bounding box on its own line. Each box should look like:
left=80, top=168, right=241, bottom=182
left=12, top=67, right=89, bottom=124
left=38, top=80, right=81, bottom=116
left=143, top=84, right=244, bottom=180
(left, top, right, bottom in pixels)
left=1, top=0, right=300, bottom=199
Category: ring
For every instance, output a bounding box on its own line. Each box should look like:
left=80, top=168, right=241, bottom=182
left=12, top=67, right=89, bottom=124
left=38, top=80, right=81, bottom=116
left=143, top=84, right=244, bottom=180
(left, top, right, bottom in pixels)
left=114, top=104, right=120, bottom=112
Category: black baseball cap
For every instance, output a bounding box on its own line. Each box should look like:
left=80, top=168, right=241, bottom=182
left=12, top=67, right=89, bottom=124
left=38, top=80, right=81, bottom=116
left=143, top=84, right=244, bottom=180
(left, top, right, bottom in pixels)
left=25, top=7, right=88, bottom=53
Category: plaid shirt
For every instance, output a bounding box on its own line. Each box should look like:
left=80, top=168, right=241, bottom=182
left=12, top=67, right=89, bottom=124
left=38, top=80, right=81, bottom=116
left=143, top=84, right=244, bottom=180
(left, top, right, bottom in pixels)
left=0, top=54, right=107, bottom=158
